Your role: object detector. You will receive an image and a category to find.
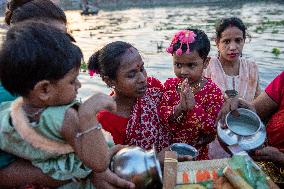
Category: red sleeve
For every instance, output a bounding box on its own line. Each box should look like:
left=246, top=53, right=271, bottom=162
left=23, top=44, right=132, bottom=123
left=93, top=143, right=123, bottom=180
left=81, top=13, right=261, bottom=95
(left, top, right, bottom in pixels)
left=96, top=110, right=128, bottom=144
left=265, top=71, right=284, bottom=104
left=147, top=77, right=164, bottom=90
left=158, top=78, right=179, bottom=126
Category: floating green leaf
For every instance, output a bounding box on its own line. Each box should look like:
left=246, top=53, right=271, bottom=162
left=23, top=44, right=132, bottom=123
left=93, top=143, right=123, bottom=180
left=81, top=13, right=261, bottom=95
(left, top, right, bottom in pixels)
left=272, top=48, right=281, bottom=56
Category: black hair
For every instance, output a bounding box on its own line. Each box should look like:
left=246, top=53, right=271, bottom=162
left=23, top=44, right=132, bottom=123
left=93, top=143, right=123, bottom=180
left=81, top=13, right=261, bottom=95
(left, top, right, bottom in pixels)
left=0, top=21, right=82, bottom=97
left=88, top=41, right=133, bottom=80
left=215, top=17, right=247, bottom=40
left=172, top=28, right=210, bottom=60
left=5, top=0, right=67, bottom=25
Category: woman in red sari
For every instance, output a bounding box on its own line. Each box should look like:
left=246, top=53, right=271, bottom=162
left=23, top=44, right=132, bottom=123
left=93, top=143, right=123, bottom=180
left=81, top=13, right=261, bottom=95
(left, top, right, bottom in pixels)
left=88, top=41, right=191, bottom=188
left=88, top=41, right=170, bottom=152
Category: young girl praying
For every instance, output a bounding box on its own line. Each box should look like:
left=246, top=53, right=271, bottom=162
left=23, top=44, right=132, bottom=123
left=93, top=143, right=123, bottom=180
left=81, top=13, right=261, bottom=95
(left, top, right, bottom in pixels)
left=0, top=22, right=116, bottom=188
left=159, top=29, right=224, bottom=160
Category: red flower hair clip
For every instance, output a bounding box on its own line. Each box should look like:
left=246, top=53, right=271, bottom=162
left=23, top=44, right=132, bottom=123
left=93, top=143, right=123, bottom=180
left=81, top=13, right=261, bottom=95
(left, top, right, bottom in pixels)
left=89, top=69, right=99, bottom=77
left=166, top=30, right=196, bottom=56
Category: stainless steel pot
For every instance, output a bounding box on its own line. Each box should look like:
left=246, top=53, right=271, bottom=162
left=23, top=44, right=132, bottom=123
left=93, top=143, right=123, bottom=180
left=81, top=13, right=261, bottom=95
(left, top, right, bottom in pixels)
left=110, top=146, right=162, bottom=189
left=218, top=108, right=266, bottom=151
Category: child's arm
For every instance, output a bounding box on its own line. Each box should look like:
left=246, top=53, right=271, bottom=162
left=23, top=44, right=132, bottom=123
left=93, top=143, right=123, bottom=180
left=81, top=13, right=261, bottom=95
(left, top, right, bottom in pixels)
left=61, top=93, right=116, bottom=172
left=0, top=158, right=69, bottom=188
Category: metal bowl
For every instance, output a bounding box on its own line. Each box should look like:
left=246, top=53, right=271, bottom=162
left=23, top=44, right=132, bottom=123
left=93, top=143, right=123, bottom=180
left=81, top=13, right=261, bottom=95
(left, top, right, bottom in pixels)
left=110, top=146, right=162, bottom=189
left=170, top=143, right=198, bottom=158
left=218, top=108, right=266, bottom=151
left=225, top=108, right=261, bottom=136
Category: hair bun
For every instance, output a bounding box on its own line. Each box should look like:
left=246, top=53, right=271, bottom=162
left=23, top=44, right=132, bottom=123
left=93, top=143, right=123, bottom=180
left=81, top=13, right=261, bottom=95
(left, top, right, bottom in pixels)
left=5, top=0, right=33, bottom=25
left=87, top=51, right=101, bottom=74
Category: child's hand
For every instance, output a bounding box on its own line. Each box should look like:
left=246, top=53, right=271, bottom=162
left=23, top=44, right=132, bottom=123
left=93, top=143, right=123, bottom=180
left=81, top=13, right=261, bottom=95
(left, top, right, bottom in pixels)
left=79, top=92, right=116, bottom=114
left=79, top=92, right=116, bottom=127
left=180, top=79, right=196, bottom=111
left=178, top=79, right=189, bottom=111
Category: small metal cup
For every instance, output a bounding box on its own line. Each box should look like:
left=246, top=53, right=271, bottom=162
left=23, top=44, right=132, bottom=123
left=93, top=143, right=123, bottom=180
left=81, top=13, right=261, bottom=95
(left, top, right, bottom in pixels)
left=170, top=143, right=198, bottom=159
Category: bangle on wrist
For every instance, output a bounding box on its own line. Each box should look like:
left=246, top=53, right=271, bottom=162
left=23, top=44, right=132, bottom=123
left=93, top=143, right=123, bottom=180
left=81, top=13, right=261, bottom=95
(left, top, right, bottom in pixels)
left=173, top=105, right=184, bottom=123
left=76, top=123, right=102, bottom=138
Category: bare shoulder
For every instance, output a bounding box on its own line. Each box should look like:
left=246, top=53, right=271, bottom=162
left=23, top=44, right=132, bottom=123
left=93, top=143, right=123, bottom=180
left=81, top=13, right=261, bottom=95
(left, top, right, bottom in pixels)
left=61, top=107, right=79, bottom=142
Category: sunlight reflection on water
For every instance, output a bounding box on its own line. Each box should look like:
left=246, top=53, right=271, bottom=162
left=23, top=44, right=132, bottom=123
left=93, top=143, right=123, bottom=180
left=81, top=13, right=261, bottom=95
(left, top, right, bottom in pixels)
left=1, top=1, right=284, bottom=100
left=67, top=2, right=284, bottom=99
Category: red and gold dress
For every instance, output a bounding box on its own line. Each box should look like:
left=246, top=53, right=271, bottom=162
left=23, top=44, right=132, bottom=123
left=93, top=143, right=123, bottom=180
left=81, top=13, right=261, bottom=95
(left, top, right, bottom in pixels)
left=158, top=77, right=224, bottom=160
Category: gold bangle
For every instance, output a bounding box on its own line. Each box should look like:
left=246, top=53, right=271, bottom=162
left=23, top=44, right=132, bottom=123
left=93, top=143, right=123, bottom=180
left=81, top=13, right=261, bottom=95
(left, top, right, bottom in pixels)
left=173, top=105, right=184, bottom=123
left=76, top=123, right=102, bottom=138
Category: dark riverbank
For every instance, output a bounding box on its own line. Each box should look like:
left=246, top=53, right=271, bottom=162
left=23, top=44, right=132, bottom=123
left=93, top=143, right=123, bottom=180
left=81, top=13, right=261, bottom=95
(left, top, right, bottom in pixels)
left=0, top=0, right=283, bottom=13
left=60, top=0, right=282, bottom=10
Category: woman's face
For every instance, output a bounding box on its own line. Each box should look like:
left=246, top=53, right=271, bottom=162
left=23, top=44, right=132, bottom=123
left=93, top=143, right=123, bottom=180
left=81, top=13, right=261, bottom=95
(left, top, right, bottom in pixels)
left=112, top=47, right=147, bottom=98
left=216, top=26, right=245, bottom=63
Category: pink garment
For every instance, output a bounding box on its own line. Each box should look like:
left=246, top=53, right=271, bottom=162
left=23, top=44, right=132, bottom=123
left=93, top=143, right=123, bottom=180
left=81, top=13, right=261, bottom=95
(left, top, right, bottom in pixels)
left=204, top=56, right=261, bottom=101
left=158, top=78, right=224, bottom=160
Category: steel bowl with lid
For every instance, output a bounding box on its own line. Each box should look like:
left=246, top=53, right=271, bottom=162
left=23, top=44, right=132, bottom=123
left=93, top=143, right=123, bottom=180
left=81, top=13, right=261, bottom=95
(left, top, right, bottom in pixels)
left=218, top=108, right=266, bottom=151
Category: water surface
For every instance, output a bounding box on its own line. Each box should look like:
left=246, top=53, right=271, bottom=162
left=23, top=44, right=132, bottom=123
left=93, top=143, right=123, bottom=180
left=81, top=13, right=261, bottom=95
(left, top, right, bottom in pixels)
left=1, top=1, right=284, bottom=99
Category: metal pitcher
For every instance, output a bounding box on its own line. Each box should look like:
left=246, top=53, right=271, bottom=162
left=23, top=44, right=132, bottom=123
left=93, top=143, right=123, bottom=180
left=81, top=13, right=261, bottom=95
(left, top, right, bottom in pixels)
left=110, top=146, right=163, bottom=189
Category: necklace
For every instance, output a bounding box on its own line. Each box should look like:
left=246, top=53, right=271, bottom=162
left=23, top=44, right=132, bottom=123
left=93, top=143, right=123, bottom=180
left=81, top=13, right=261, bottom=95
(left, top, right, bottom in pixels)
left=189, top=78, right=204, bottom=93
left=176, top=78, right=204, bottom=94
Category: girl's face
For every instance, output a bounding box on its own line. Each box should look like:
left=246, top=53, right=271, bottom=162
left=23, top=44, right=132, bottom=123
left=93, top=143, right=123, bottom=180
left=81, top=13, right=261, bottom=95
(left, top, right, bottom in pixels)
left=173, top=51, right=208, bottom=84
left=112, top=47, right=147, bottom=98
left=216, top=26, right=245, bottom=63
left=50, top=67, right=81, bottom=105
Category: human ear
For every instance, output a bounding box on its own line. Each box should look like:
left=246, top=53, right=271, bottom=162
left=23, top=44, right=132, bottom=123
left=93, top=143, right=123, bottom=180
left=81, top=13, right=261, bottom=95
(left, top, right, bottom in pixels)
left=33, top=80, right=52, bottom=101
left=203, top=57, right=211, bottom=69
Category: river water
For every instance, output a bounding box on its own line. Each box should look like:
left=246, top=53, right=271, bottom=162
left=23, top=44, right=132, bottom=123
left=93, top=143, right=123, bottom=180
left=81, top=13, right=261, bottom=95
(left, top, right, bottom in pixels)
left=1, top=1, right=284, bottom=100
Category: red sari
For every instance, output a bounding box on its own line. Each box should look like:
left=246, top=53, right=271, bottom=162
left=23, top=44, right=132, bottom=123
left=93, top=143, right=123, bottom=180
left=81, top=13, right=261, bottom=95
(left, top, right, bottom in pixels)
left=97, top=77, right=170, bottom=152
left=265, top=71, right=284, bottom=151
left=158, top=78, right=224, bottom=160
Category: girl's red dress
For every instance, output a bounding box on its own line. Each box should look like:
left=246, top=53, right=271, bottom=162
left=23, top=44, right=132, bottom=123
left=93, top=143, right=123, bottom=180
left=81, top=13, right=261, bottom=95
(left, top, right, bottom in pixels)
left=158, top=77, right=224, bottom=160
